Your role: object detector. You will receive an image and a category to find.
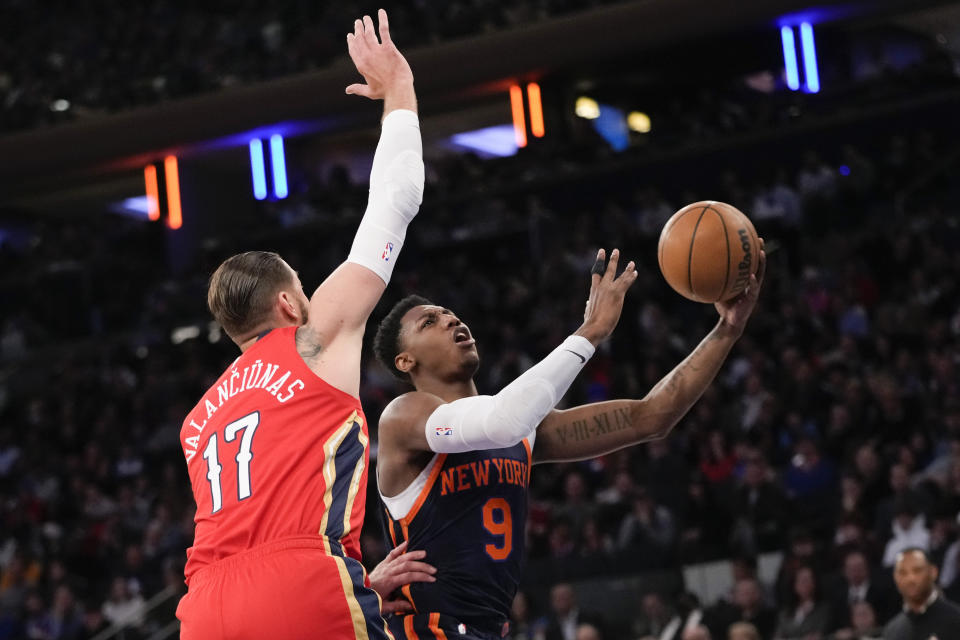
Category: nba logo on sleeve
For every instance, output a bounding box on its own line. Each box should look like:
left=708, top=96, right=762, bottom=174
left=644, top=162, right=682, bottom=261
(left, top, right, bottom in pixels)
left=381, top=242, right=394, bottom=262
left=435, top=426, right=453, bottom=437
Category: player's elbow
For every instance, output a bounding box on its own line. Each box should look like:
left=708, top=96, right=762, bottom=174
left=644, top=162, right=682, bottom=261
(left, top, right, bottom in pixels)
left=383, top=151, right=424, bottom=220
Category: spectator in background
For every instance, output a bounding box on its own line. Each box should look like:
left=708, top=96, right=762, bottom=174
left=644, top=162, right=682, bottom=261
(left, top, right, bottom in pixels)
left=883, top=548, right=960, bottom=640
left=829, top=550, right=896, bottom=629
left=873, top=464, right=917, bottom=539
left=575, top=623, right=603, bottom=640
left=727, top=622, right=760, bottom=640
left=705, top=577, right=776, bottom=640
left=831, top=601, right=882, bottom=640
left=641, top=438, right=689, bottom=516
left=631, top=592, right=680, bottom=639
left=682, top=625, right=712, bottom=640
left=556, top=471, right=596, bottom=540
left=881, top=502, right=930, bottom=568
left=33, top=584, right=83, bottom=640
left=774, top=565, right=832, bottom=640
left=509, top=591, right=546, bottom=640
left=784, top=438, right=837, bottom=534
left=544, top=583, right=604, bottom=640
left=699, top=430, right=737, bottom=486
left=616, top=487, right=676, bottom=559
left=101, top=576, right=144, bottom=630
left=730, top=450, right=786, bottom=554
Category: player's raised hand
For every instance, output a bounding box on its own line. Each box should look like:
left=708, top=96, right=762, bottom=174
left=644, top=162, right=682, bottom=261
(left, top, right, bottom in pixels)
left=715, top=238, right=766, bottom=334
left=576, top=248, right=638, bottom=346
left=345, top=9, right=414, bottom=102
left=368, top=540, right=436, bottom=615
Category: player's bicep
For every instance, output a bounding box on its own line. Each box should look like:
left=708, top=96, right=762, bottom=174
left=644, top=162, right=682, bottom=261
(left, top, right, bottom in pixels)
left=307, top=261, right=386, bottom=337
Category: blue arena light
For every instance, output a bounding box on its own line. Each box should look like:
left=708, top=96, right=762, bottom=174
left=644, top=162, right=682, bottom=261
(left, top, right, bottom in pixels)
left=781, top=26, right=800, bottom=91
left=249, top=139, right=267, bottom=200
left=270, top=134, right=288, bottom=199
left=449, top=125, right=519, bottom=158
left=800, top=22, right=820, bottom=93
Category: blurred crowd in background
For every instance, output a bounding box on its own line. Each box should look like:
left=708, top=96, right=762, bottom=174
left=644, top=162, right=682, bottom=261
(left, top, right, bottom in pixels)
left=1, top=107, right=958, bottom=639
left=0, top=0, right=634, bottom=133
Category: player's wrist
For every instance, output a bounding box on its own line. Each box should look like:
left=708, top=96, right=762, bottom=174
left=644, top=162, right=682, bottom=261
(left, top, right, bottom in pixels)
left=383, top=83, right=417, bottom=115
left=574, top=323, right=607, bottom=347
left=713, top=318, right=743, bottom=341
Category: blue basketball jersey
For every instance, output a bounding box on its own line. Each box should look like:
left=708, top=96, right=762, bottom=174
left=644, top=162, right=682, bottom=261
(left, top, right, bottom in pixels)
left=382, top=438, right=532, bottom=637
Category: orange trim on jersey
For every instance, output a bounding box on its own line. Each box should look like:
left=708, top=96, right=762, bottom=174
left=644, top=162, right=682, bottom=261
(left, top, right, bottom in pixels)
left=401, top=583, right=417, bottom=613
left=522, top=437, right=533, bottom=482
left=403, top=615, right=418, bottom=640
left=400, top=454, right=447, bottom=527
left=385, top=509, right=398, bottom=547
left=428, top=612, right=448, bottom=640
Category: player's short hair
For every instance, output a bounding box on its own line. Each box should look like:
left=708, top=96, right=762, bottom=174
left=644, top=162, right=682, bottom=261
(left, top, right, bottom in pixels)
left=207, top=251, right=294, bottom=340
left=374, top=294, right=433, bottom=382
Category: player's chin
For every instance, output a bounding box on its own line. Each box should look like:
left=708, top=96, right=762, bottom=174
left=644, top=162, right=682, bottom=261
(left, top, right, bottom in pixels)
left=459, top=349, right=480, bottom=373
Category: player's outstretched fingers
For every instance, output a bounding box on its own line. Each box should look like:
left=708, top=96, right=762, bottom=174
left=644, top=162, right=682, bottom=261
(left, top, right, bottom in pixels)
left=590, top=248, right=605, bottom=288
left=345, top=83, right=372, bottom=97
left=362, top=15, right=379, bottom=45
left=756, top=245, right=767, bottom=286
left=604, top=248, right=620, bottom=280
left=617, top=261, right=638, bottom=291
left=377, top=9, right=392, bottom=44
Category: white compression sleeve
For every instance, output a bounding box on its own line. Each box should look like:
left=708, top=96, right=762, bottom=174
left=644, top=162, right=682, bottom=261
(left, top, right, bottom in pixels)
left=347, top=109, right=424, bottom=285
left=425, top=335, right=596, bottom=453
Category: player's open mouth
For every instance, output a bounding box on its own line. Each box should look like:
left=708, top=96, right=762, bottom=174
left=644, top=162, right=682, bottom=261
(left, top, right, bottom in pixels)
left=453, top=328, right=474, bottom=346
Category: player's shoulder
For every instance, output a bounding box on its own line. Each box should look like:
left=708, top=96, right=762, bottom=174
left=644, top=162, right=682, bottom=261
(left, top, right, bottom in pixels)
left=381, top=391, right=446, bottom=427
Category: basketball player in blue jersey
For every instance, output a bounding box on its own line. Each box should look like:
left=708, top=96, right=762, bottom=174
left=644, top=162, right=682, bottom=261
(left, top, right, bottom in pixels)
left=371, top=244, right=765, bottom=639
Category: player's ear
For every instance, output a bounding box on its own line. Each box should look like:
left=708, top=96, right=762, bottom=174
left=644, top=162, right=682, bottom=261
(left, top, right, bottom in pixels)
left=277, top=291, right=299, bottom=322
left=395, top=351, right=415, bottom=375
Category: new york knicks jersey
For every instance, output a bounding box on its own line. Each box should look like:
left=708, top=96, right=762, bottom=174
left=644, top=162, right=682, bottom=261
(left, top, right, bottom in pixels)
left=180, top=326, right=371, bottom=579
left=381, top=437, right=532, bottom=637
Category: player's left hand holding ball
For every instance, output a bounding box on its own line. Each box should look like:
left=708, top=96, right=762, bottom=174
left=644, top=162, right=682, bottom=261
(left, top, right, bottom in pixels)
left=715, top=238, right=766, bottom=335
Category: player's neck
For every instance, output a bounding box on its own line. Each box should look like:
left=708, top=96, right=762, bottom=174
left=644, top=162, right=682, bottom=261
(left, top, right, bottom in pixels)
left=414, top=376, right=478, bottom=403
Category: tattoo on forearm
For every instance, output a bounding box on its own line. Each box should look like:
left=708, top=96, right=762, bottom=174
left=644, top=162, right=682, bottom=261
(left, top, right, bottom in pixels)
left=554, top=407, right=635, bottom=445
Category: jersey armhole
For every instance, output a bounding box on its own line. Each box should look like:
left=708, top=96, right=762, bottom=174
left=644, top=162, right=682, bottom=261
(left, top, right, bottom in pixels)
left=379, top=454, right=441, bottom=521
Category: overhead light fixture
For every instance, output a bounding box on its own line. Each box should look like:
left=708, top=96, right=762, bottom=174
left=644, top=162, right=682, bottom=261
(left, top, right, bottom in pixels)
left=575, top=97, right=600, bottom=120
left=627, top=112, right=651, bottom=133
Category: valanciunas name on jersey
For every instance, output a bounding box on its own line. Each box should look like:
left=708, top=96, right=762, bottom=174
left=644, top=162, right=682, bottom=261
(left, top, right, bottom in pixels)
left=181, top=359, right=305, bottom=463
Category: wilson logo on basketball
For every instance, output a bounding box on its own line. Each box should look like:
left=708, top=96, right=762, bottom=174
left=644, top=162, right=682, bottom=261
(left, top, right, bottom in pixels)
left=732, top=228, right=752, bottom=291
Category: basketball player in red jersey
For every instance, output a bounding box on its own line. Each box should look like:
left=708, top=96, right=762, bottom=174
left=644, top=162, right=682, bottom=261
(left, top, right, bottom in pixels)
left=176, top=10, right=434, bottom=640
left=372, top=245, right=765, bottom=639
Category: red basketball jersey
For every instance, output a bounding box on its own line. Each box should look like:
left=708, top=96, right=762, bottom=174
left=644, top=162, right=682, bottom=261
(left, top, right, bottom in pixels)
left=180, top=326, right=370, bottom=581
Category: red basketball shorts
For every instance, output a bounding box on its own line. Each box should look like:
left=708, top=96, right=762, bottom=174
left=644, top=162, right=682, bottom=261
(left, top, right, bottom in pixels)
left=177, top=536, right=393, bottom=640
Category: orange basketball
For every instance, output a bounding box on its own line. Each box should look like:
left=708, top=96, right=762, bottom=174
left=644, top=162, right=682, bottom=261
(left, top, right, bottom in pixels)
left=657, top=201, right=760, bottom=303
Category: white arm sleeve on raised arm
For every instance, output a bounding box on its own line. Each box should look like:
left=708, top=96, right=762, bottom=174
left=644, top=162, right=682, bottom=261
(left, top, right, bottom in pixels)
left=424, top=335, right=596, bottom=453
left=347, top=109, right=424, bottom=285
